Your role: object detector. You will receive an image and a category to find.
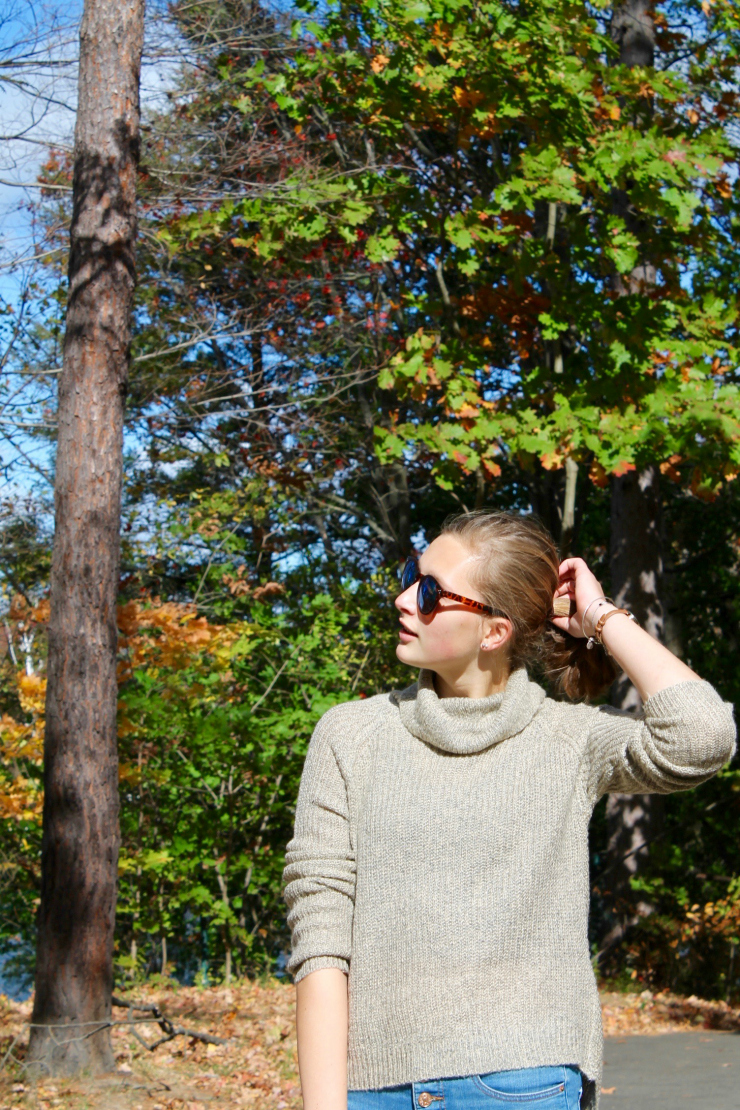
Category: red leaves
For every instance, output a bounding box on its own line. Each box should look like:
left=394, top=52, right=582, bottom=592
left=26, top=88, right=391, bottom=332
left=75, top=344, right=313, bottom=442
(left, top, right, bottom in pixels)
left=589, top=460, right=608, bottom=488
left=611, top=459, right=636, bottom=477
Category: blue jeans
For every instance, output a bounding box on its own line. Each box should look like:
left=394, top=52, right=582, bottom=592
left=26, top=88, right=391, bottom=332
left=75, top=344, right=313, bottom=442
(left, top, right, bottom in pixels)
left=348, top=1066, right=583, bottom=1109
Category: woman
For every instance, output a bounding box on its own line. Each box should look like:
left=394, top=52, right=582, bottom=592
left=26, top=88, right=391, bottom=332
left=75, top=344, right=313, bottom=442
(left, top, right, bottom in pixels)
left=282, top=511, right=736, bottom=1110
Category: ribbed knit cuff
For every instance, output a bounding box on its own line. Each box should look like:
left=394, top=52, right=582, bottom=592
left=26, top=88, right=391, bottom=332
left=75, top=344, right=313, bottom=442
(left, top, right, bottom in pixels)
left=291, top=955, right=349, bottom=983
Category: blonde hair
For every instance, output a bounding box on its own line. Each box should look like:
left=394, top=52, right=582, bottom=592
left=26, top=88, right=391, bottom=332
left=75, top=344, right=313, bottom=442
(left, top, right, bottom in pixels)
left=440, top=510, right=616, bottom=700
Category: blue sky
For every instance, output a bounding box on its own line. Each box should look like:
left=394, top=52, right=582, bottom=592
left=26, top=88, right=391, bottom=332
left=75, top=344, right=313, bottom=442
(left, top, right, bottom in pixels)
left=0, top=0, right=181, bottom=500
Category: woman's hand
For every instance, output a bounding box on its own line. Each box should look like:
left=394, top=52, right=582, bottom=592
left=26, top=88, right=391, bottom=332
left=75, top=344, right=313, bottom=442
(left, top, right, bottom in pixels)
left=551, top=557, right=609, bottom=640
left=551, top=556, right=702, bottom=701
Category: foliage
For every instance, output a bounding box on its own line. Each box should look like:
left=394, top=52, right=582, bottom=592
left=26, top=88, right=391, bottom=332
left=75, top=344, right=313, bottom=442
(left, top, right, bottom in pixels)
left=163, top=0, right=740, bottom=509
left=0, top=531, right=406, bottom=982
left=115, top=574, right=405, bottom=980
left=1, top=0, right=740, bottom=997
left=589, top=477, right=740, bottom=1000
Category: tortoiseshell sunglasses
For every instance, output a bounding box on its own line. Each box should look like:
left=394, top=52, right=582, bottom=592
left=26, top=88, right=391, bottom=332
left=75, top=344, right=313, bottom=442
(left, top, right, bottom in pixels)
left=400, top=556, right=508, bottom=618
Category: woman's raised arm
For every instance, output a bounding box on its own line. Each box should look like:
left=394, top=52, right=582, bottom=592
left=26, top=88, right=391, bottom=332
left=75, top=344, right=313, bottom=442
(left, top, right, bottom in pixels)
left=553, top=556, right=702, bottom=702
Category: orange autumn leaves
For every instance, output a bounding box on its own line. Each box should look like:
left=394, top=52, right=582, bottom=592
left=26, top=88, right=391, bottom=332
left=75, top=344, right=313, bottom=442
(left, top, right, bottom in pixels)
left=0, top=597, right=49, bottom=823
left=0, top=672, right=45, bottom=823
left=0, top=596, right=247, bottom=825
left=117, top=599, right=233, bottom=679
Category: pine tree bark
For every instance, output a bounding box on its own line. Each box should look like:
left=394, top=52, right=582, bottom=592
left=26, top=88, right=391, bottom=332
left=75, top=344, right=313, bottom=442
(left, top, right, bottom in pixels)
left=602, top=0, right=663, bottom=959
left=27, top=0, right=144, bottom=1076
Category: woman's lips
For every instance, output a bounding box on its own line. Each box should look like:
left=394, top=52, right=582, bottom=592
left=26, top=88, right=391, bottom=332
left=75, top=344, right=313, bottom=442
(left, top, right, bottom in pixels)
left=398, top=621, right=417, bottom=641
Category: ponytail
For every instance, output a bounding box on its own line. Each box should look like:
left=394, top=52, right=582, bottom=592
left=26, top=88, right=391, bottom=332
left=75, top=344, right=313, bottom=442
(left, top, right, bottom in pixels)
left=539, top=624, right=617, bottom=700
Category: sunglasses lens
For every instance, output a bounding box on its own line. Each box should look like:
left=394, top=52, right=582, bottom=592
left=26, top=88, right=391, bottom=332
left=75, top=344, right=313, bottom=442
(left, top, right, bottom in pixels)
left=401, top=558, right=417, bottom=592
left=418, top=575, right=438, bottom=615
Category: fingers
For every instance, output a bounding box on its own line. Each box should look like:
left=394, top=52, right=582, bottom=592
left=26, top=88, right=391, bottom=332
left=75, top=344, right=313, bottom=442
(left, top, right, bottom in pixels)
left=557, top=556, right=586, bottom=579
left=554, top=582, right=575, bottom=596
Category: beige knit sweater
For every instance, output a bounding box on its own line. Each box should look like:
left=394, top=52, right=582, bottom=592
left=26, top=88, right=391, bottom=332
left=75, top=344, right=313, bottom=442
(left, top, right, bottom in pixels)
left=282, top=669, right=736, bottom=1108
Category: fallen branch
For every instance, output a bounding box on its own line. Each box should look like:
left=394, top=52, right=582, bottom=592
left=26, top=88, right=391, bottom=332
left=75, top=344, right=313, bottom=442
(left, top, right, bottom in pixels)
left=111, top=996, right=229, bottom=1051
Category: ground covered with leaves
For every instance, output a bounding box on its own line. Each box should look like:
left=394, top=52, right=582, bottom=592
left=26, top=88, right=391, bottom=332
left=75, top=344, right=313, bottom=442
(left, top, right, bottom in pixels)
left=0, top=979, right=300, bottom=1110
left=1, top=978, right=740, bottom=1110
left=600, top=987, right=740, bottom=1036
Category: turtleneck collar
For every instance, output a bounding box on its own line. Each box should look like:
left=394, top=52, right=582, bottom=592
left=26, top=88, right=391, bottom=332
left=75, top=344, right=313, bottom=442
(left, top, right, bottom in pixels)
left=391, top=666, right=547, bottom=755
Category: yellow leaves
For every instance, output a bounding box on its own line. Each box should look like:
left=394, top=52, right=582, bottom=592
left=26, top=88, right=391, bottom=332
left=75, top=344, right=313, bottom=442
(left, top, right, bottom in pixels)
left=118, top=599, right=238, bottom=676
left=456, top=403, right=480, bottom=419
left=370, top=54, right=390, bottom=74
left=0, top=712, right=43, bottom=762
left=453, top=86, right=484, bottom=109
left=540, top=449, right=565, bottom=471
left=0, top=782, right=42, bottom=822
left=594, top=98, right=621, bottom=124
left=712, top=356, right=729, bottom=375
left=0, top=673, right=45, bottom=822
left=687, top=108, right=700, bottom=125
left=119, top=762, right=142, bottom=785
left=0, top=706, right=43, bottom=824
left=679, top=893, right=740, bottom=947
left=18, top=673, right=46, bottom=717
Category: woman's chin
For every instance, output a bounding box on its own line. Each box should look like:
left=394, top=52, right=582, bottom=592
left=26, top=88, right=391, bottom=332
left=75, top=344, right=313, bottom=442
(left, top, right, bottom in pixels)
left=396, top=640, right=424, bottom=667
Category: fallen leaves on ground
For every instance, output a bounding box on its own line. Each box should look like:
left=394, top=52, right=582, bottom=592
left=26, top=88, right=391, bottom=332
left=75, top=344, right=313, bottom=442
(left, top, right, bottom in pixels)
left=0, top=978, right=301, bottom=1110
left=1, top=979, right=740, bottom=1110
left=600, top=988, right=740, bottom=1036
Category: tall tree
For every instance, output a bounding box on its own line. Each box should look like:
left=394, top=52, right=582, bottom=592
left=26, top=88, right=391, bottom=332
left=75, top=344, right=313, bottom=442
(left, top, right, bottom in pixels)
left=27, top=0, right=145, bottom=1076
left=603, top=0, right=664, bottom=956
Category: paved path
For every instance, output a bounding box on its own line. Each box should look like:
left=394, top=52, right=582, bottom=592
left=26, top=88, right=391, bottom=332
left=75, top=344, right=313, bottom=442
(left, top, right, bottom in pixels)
left=602, top=1032, right=740, bottom=1107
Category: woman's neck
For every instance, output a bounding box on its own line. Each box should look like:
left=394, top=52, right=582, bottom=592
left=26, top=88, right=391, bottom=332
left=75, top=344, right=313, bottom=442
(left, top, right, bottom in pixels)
left=433, top=657, right=511, bottom=700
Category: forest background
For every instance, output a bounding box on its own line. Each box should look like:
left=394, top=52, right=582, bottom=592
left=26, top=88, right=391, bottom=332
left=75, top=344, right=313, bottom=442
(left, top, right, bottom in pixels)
left=1, top=0, right=740, bottom=1007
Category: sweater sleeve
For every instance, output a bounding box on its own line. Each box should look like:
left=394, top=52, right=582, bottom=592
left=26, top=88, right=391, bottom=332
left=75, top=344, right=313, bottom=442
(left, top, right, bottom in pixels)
left=584, top=678, right=737, bottom=802
left=282, top=709, right=356, bottom=983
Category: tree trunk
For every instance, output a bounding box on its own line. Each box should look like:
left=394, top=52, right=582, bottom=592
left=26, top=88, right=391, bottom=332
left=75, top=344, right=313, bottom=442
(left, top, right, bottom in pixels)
left=603, top=466, right=665, bottom=951
left=27, top=0, right=144, bottom=1077
left=601, top=0, right=661, bottom=962
left=611, top=0, right=654, bottom=70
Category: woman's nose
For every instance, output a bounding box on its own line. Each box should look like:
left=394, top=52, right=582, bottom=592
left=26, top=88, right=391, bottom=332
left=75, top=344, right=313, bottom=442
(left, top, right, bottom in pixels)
left=395, top=585, right=416, bottom=614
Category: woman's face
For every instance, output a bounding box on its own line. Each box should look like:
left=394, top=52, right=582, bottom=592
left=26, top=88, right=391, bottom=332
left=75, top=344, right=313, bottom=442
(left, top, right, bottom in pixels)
left=394, top=533, right=510, bottom=676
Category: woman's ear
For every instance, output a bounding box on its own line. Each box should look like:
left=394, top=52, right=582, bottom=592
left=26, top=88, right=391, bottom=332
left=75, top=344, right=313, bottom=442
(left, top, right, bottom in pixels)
left=480, top=616, right=513, bottom=652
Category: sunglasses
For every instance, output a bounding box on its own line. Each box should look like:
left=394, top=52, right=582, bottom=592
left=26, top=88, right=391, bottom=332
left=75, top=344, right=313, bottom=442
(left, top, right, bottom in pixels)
left=400, top=555, right=508, bottom=618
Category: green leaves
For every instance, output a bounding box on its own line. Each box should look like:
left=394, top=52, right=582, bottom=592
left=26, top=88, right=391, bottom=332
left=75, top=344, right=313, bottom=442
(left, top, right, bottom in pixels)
left=365, top=230, right=402, bottom=262
left=115, top=569, right=407, bottom=978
